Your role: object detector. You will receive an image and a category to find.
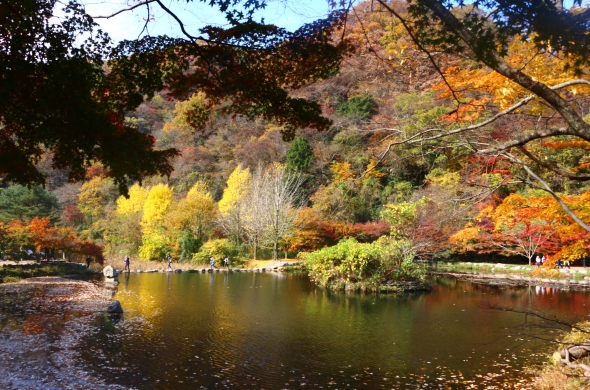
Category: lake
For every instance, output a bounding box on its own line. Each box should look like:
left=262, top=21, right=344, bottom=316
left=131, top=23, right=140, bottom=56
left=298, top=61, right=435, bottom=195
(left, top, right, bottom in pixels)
left=78, top=272, right=590, bottom=388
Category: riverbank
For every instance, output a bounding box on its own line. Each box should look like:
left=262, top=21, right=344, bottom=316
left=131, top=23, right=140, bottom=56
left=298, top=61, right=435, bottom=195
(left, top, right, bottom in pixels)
left=430, top=261, right=590, bottom=289
left=0, top=261, right=95, bottom=284
left=0, top=276, right=123, bottom=389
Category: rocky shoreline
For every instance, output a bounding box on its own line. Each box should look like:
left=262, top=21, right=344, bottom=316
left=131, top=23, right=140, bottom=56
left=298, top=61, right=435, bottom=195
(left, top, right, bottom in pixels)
left=0, top=277, right=126, bottom=390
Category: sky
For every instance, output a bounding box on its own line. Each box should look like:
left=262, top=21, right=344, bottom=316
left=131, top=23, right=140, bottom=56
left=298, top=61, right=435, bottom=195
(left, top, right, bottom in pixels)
left=77, top=0, right=334, bottom=42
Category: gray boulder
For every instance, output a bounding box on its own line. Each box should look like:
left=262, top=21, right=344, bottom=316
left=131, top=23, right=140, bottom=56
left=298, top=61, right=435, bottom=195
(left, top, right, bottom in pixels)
left=107, top=300, right=123, bottom=314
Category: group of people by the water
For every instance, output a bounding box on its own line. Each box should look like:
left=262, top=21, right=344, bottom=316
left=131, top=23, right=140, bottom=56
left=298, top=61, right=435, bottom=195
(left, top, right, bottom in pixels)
left=119, top=254, right=231, bottom=272
left=536, top=254, right=571, bottom=269
left=210, top=255, right=230, bottom=270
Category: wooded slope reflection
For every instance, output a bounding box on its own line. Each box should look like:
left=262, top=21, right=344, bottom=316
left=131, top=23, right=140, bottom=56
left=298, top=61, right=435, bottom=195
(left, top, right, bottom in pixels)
left=79, top=273, right=590, bottom=389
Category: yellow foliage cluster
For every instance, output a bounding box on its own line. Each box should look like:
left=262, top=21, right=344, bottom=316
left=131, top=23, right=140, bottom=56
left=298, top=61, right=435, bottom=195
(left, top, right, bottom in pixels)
left=116, top=184, right=149, bottom=216
left=365, top=158, right=387, bottom=179
left=218, top=165, right=251, bottom=216
left=330, top=161, right=356, bottom=182
left=163, top=92, right=210, bottom=134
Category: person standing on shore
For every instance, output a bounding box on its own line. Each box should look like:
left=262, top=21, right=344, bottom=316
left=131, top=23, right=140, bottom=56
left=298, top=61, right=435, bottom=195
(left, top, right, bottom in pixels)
left=210, top=256, right=217, bottom=270
left=124, top=255, right=130, bottom=272
left=167, top=254, right=173, bottom=271
left=223, top=255, right=230, bottom=269
left=86, top=256, right=91, bottom=268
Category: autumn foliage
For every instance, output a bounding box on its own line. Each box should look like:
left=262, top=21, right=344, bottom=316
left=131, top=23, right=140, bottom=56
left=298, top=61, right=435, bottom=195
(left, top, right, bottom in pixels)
left=0, top=217, right=104, bottom=263
left=450, top=192, right=590, bottom=264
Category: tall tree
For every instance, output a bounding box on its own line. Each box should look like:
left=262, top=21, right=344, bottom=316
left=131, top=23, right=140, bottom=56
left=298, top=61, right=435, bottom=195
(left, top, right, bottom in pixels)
left=218, top=165, right=251, bottom=245
left=260, top=163, right=304, bottom=260
left=286, top=136, right=315, bottom=173
left=243, top=164, right=267, bottom=259
left=139, top=184, right=174, bottom=260
left=168, top=181, right=217, bottom=240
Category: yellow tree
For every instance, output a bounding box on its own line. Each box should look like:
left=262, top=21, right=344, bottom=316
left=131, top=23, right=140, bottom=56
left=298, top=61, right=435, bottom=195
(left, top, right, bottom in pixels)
left=139, top=184, right=174, bottom=260
left=78, top=176, right=117, bottom=225
left=167, top=181, right=217, bottom=240
left=106, top=184, right=150, bottom=257
left=218, top=165, right=251, bottom=245
left=116, top=184, right=149, bottom=216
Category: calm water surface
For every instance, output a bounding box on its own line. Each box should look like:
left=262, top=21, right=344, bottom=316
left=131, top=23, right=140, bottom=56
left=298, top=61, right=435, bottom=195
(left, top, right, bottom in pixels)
left=79, top=272, right=590, bottom=389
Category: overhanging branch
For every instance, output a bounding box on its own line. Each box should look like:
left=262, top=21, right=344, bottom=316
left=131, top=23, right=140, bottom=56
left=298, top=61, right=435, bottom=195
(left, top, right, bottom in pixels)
left=91, top=0, right=157, bottom=19
left=518, top=146, right=590, bottom=181
left=502, top=152, right=590, bottom=233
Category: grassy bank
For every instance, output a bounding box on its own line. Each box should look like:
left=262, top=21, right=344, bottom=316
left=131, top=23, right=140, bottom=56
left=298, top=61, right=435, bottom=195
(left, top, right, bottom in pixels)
left=0, top=262, right=93, bottom=284
left=431, top=261, right=590, bottom=280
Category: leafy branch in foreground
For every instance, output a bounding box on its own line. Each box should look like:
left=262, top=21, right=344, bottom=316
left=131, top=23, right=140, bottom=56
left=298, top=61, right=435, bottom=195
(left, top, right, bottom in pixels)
left=1, top=0, right=351, bottom=193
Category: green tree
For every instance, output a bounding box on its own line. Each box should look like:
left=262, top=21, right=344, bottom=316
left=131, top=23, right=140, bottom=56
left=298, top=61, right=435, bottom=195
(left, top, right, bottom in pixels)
left=286, top=136, right=315, bottom=173
left=179, top=231, right=202, bottom=262
left=335, top=95, right=376, bottom=120
left=0, top=185, right=59, bottom=223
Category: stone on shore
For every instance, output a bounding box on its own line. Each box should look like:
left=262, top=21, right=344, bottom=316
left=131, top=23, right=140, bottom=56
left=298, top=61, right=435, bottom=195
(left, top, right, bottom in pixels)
left=102, top=265, right=117, bottom=278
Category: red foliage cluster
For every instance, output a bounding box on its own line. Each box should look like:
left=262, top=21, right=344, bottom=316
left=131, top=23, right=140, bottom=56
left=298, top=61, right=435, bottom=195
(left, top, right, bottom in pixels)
left=62, top=205, right=85, bottom=227
left=288, top=209, right=390, bottom=252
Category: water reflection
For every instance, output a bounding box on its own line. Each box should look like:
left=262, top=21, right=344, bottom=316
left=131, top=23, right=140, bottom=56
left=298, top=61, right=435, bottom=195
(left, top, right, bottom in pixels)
left=77, top=273, right=590, bottom=389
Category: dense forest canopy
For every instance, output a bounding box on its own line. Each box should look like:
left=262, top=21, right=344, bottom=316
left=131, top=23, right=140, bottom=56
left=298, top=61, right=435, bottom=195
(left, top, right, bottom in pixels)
left=1, top=0, right=590, bottom=268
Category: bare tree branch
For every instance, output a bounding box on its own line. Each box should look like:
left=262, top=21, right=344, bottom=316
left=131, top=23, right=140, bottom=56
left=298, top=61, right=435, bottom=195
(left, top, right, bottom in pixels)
left=91, top=0, right=157, bottom=19
left=478, top=127, right=573, bottom=154
left=420, top=0, right=590, bottom=141
left=155, top=0, right=198, bottom=41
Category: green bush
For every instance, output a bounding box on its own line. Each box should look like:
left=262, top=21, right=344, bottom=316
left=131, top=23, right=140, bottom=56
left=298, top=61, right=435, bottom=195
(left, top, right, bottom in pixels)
left=179, top=231, right=202, bottom=262
left=299, top=237, right=425, bottom=289
left=2, top=276, right=21, bottom=283
left=138, top=233, right=172, bottom=261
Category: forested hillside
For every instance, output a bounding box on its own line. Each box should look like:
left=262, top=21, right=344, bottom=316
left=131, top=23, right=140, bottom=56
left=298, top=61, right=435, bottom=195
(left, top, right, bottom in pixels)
left=1, top=0, right=589, bottom=268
